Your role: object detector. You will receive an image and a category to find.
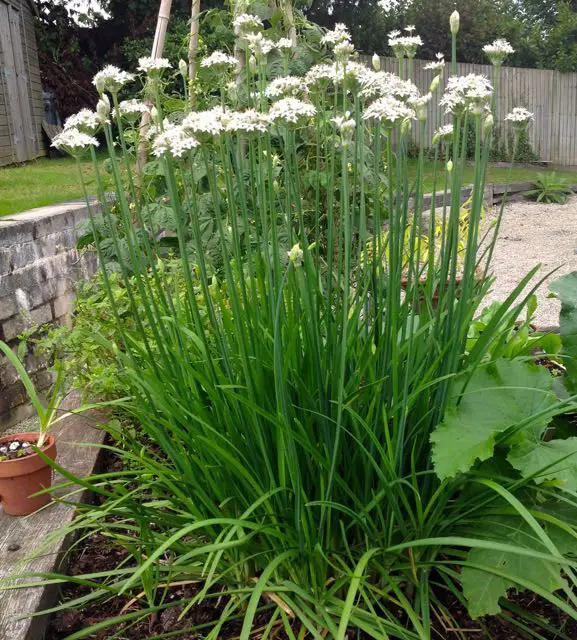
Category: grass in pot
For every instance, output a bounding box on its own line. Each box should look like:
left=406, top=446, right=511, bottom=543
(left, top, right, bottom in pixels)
left=0, top=341, right=65, bottom=516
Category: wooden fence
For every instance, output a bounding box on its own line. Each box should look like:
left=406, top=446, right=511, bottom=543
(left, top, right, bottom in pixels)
left=369, top=56, right=577, bottom=166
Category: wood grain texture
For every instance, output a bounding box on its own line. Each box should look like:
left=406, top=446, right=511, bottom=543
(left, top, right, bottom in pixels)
left=0, top=391, right=107, bottom=640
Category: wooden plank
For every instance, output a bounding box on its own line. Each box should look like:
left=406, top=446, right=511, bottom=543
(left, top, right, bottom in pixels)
left=8, top=5, right=35, bottom=160
left=0, top=3, right=24, bottom=162
left=0, top=392, right=107, bottom=640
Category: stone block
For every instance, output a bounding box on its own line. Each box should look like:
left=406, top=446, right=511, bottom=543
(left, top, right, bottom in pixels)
left=0, top=295, right=16, bottom=322
left=10, top=241, right=40, bottom=270
left=0, top=249, right=10, bottom=276
left=38, top=231, right=72, bottom=258
left=53, top=292, right=74, bottom=320
left=0, top=382, right=27, bottom=414
left=1, top=314, right=28, bottom=342
left=0, top=220, right=35, bottom=248
left=30, top=303, right=54, bottom=327
left=0, top=353, right=20, bottom=389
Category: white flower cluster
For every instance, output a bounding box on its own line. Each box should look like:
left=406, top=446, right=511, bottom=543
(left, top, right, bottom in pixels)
left=137, top=57, right=172, bottom=74
left=243, top=32, right=277, bottom=56
left=226, top=109, right=270, bottom=133
left=358, top=70, right=419, bottom=101
left=183, top=107, right=230, bottom=137
left=505, top=106, right=534, bottom=124
left=334, top=39, right=355, bottom=61
left=305, top=61, right=370, bottom=88
left=432, top=124, right=454, bottom=143
left=201, top=51, right=237, bottom=68
left=93, top=65, right=134, bottom=94
left=277, top=38, right=294, bottom=51
left=424, top=53, right=445, bottom=74
left=64, top=109, right=100, bottom=134
left=52, top=128, right=99, bottom=154
left=117, top=99, right=149, bottom=118
left=269, top=98, right=317, bottom=124
left=411, top=92, right=432, bottom=120
left=152, top=126, right=199, bottom=158
left=388, top=30, right=423, bottom=58
left=440, top=74, right=493, bottom=115
left=321, top=23, right=351, bottom=47
left=233, top=13, right=263, bottom=35
left=483, top=39, right=514, bottom=65
left=363, top=96, right=416, bottom=126
left=265, top=76, right=307, bottom=99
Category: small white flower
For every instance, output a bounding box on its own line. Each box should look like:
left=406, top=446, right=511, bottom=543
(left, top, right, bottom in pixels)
left=182, top=106, right=231, bottom=137
left=64, top=109, right=100, bottom=134
left=440, top=74, right=493, bottom=115
left=52, top=128, right=100, bottom=154
left=138, top=56, right=172, bottom=74
left=92, top=65, right=134, bottom=94
left=332, top=112, right=356, bottom=147
left=363, top=96, right=416, bottom=126
left=201, top=51, right=238, bottom=68
left=424, top=55, right=445, bottom=73
left=243, top=32, right=277, bottom=56
left=152, top=125, right=199, bottom=158
left=388, top=30, right=401, bottom=38
left=334, top=39, right=355, bottom=61
left=226, top=109, right=270, bottom=134
left=288, top=243, right=304, bottom=266
left=432, top=123, right=453, bottom=143
left=269, top=97, right=316, bottom=124
left=505, top=106, right=534, bottom=125
left=118, top=99, right=149, bottom=116
left=321, top=23, right=351, bottom=47
left=265, top=76, right=307, bottom=99
left=233, top=13, right=263, bottom=35
left=277, top=37, right=294, bottom=51
left=483, top=39, right=515, bottom=65
left=404, top=25, right=416, bottom=33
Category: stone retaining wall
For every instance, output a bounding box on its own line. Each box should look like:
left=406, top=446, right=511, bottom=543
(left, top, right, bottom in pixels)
left=0, top=201, right=98, bottom=428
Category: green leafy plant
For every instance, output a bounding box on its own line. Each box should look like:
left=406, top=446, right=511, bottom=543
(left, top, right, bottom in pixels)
left=25, top=11, right=577, bottom=640
left=525, top=172, right=573, bottom=203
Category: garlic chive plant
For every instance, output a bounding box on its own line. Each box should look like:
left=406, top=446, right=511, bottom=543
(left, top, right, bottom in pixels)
left=46, top=11, right=577, bottom=639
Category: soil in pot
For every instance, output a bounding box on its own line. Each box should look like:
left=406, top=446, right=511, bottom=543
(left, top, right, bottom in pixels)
left=0, top=432, right=56, bottom=516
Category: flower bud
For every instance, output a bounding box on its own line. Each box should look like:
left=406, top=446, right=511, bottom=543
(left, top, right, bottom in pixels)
left=95, top=75, right=106, bottom=95
left=288, top=243, right=303, bottom=267
left=179, top=59, right=188, bottom=78
left=429, top=75, right=440, bottom=93
left=372, top=53, right=381, bottom=72
left=248, top=54, right=258, bottom=74
left=446, top=159, right=453, bottom=173
left=450, top=10, right=460, bottom=35
left=150, top=106, right=159, bottom=123
left=96, top=95, right=110, bottom=121
left=483, top=113, right=494, bottom=135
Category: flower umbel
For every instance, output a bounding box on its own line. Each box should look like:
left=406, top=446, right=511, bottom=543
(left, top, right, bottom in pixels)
left=483, top=39, right=514, bottom=66
left=152, top=126, right=199, bottom=158
left=288, top=243, right=304, bottom=266
left=505, top=107, right=534, bottom=125
left=265, top=76, right=307, bottom=100
left=138, top=57, right=172, bottom=75
left=363, top=96, right=416, bottom=127
left=233, top=13, right=263, bottom=35
left=52, top=128, right=99, bottom=154
left=201, top=51, right=238, bottom=68
left=64, top=109, right=100, bottom=134
left=92, top=65, right=134, bottom=94
left=269, top=98, right=316, bottom=124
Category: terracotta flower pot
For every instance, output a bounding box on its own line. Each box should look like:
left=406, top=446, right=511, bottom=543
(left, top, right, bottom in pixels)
left=0, top=433, right=57, bottom=516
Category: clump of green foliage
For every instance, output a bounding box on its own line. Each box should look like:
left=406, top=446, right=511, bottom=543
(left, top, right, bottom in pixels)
left=525, top=172, right=574, bottom=203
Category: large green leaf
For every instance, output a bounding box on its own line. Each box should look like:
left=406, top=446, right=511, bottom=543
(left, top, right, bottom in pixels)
left=461, top=515, right=565, bottom=619
left=431, top=360, right=557, bottom=480
left=550, top=272, right=577, bottom=392
left=508, top=437, right=577, bottom=492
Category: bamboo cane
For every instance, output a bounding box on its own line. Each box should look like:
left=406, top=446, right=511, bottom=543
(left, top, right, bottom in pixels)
left=137, top=0, right=174, bottom=174
left=188, top=0, right=201, bottom=108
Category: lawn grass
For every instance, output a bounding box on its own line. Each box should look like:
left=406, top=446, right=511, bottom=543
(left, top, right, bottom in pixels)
left=1, top=155, right=576, bottom=217
left=0, top=156, right=98, bottom=216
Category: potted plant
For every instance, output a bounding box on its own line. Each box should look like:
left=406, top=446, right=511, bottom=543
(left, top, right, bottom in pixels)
left=0, top=341, right=66, bottom=516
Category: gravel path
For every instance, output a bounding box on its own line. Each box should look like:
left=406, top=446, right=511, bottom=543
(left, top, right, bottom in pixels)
left=482, top=195, right=577, bottom=329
